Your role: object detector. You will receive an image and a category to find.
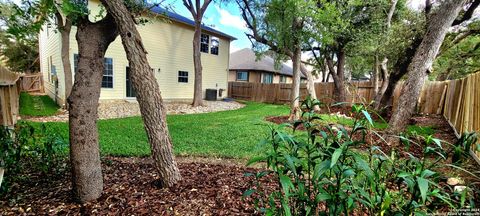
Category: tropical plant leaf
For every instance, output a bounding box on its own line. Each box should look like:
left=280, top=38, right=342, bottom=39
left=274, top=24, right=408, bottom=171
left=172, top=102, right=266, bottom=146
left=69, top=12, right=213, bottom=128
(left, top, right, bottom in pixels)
left=417, top=177, right=429, bottom=203
left=330, top=148, right=343, bottom=168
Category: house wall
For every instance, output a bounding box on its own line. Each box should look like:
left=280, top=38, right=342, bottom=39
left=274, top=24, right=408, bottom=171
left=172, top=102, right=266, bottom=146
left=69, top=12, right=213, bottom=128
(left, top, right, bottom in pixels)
left=228, top=70, right=292, bottom=84
left=39, top=0, right=231, bottom=106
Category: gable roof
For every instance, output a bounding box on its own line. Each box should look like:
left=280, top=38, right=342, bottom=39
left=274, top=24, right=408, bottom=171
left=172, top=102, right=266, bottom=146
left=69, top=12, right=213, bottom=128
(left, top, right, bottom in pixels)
left=229, top=48, right=295, bottom=76
left=151, top=7, right=237, bottom=40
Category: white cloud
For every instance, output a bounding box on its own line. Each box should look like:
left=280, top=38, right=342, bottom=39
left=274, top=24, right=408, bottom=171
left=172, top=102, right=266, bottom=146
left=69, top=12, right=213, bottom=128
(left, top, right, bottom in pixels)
left=215, top=6, right=248, bottom=31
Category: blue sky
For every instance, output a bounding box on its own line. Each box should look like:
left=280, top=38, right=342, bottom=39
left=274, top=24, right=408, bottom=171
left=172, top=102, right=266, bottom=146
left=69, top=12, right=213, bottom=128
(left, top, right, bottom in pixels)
left=167, top=1, right=250, bottom=53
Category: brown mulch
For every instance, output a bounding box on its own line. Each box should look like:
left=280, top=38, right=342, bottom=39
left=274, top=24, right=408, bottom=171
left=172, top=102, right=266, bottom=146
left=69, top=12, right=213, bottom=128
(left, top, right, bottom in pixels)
left=265, top=114, right=458, bottom=158
left=0, top=157, right=274, bottom=215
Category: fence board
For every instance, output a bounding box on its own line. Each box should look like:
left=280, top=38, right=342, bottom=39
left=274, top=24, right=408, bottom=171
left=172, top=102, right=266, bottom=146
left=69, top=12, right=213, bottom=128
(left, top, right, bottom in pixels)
left=0, top=67, right=21, bottom=127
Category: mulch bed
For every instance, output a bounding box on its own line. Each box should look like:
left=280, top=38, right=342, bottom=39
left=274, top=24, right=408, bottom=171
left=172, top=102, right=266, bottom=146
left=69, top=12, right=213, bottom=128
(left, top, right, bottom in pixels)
left=0, top=157, right=274, bottom=215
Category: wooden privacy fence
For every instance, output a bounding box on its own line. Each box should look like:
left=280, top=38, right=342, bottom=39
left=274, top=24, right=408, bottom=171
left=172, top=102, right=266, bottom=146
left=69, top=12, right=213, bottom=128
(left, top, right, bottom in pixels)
left=442, top=72, right=480, bottom=162
left=0, top=66, right=21, bottom=127
left=228, top=82, right=382, bottom=106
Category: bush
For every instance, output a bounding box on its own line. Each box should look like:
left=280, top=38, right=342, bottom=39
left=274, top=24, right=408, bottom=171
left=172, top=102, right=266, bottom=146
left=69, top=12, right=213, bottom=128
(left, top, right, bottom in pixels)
left=0, top=122, right=67, bottom=194
left=244, top=97, right=477, bottom=215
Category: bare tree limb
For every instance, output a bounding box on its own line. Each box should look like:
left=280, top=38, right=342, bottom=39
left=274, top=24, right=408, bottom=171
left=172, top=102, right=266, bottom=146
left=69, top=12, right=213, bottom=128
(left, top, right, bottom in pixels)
left=452, top=0, right=480, bottom=26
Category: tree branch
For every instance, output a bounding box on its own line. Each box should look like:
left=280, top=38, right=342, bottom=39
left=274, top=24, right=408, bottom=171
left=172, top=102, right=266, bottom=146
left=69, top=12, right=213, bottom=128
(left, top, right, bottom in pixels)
left=452, top=0, right=480, bottom=26
left=238, top=0, right=293, bottom=57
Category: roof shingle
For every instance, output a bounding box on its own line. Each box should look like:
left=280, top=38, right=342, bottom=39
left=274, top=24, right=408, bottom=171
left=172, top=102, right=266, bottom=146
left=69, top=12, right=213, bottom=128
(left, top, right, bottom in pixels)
left=229, top=48, right=294, bottom=76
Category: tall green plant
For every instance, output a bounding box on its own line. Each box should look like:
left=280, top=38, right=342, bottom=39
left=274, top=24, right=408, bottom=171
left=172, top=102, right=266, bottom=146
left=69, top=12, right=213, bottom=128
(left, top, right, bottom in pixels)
left=244, top=97, right=475, bottom=215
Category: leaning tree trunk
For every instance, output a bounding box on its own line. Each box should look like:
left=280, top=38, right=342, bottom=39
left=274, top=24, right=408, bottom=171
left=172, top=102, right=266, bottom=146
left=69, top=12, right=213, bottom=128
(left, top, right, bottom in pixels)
left=388, top=0, right=466, bottom=134
left=300, top=63, right=320, bottom=111
left=68, top=15, right=118, bottom=203
left=289, top=46, right=302, bottom=120
left=101, top=0, right=182, bottom=186
left=55, top=12, right=73, bottom=108
left=60, top=20, right=73, bottom=105
left=192, top=21, right=204, bottom=107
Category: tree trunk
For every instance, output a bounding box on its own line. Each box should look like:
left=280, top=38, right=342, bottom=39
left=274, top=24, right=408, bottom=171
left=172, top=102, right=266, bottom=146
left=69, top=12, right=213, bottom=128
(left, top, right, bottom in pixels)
left=388, top=0, right=466, bottom=134
left=372, top=55, right=380, bottom=97
left=68, top=15, right=118, bottom=203
left=373, top=0, right=397, bottom=109
left=326, top=50, right=347, bottom=103
left=373, top=58, right=390, bottom=109
left=61, top=20, right=73, bottom=106
left=300, top=63, right=319, bottom=111
left=322, top=61, right=328, bottom=82
left=192, top=21, right=204, bottom=107
left=289, top=47, right=302, bottom=120
left=55, top=12, right=73, bottom=108
left=101, top=0, right=182, bottom=186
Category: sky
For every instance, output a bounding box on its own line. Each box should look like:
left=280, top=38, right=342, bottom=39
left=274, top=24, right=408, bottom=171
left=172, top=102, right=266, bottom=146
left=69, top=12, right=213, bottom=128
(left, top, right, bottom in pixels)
left=167, top=0, right=429, bottom=54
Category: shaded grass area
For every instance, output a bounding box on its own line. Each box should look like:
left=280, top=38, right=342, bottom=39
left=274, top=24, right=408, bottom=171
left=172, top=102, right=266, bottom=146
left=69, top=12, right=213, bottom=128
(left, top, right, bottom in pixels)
left=19, top=93, right=60, bottom=117
left=27, top=102, right=289, bottom=158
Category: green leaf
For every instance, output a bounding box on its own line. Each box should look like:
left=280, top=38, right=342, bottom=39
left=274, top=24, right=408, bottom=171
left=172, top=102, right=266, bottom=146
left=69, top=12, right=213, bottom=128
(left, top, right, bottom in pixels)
left=284, top=154, right=297, bottom=175
left=315, top=193, right=331, bottom=202
left=420, top=169, right=435, bottom=178
left=243, top=189, right=255, bottom=198
left=361, top=110, right=374, bottom=126
left=279, top=175, right=293, bottom=196
left=330, top=148, right=343, bottom=168
left=247, top=156, right=265, bottom=166
left=343, top=169, right=355, bottom=177
left=281, top=199, right=292, bottom=216
left=417, top=177, right=429, bottom=203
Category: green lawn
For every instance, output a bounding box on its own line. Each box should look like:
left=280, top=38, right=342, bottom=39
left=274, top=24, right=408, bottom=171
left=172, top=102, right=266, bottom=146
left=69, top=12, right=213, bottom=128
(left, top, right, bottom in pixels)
left=19, top=93, right=60, bottom=116
left=25, top=101, right=435, bottom=159
left=28, top=102, right=289, bottom=158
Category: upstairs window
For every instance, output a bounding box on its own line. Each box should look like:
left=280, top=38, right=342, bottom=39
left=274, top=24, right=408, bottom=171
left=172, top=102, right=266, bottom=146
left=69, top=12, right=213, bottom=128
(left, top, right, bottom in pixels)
left=178, top=71, right=188, bottom=83
left=279, top=75, right=287, bottom=83
left=236, top=71, right=248, bottom=81
left=210, top=36, right=219, bottom=55
left=102, top=58, right=114, bottom=88
left=200, top=34, right=209, bottom=53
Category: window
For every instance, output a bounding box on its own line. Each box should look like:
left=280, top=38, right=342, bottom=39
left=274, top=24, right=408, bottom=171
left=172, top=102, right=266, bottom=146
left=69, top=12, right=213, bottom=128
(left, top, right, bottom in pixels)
left=178, top=71, right=188, bottom=83
left=262, top=73, right=273, bottom=84
left=200, top=34, right=209, bottom=53
left=210, top=36, right=219, bottom=55
left=236, top=71, right=248, bottom=81
left=73, top=54, right=114, bottom=88
left=279, top=75, right=287, bottom=83
left=51, top=65, right=57, bottom=82
left=102, top=58, right=114, bottom=88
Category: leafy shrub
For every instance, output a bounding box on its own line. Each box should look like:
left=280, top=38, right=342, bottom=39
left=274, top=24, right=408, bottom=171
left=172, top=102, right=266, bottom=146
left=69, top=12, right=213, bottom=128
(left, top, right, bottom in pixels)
left=0, top=122, right=67, bottom=194
left=244, top=97, right=476, bottom=215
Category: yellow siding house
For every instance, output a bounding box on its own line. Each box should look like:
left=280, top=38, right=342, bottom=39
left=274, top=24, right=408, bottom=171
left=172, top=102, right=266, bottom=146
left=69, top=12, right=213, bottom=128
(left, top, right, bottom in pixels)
left=39, top=0, right=235, bottom=106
